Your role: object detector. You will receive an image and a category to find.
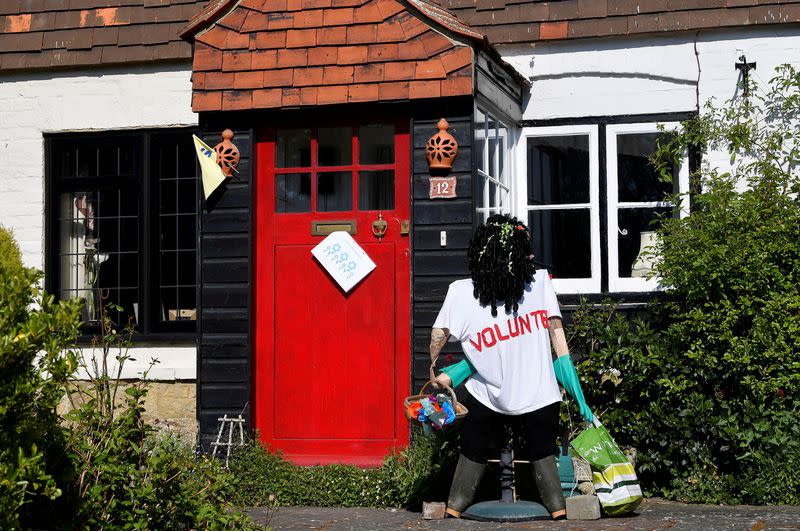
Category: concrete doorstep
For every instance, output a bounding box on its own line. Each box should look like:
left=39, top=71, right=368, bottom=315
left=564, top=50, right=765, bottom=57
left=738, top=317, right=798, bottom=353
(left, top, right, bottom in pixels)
left=246, top=498, right=800, bottom=530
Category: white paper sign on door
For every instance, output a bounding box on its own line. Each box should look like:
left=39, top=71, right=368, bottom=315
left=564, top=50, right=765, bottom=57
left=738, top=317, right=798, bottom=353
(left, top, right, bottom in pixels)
left=311, top=231, right=376, bottom=292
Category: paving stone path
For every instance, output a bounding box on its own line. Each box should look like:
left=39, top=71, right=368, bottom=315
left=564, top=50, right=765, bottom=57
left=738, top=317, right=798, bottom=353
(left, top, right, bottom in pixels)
left=247, top=499, right=800, bottom=530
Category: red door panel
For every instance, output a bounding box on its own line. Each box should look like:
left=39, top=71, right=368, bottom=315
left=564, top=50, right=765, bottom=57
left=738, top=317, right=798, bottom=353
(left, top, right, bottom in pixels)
left=273, top=243, right=395, bottom=440
left=253, top=121, right=410, bottom=466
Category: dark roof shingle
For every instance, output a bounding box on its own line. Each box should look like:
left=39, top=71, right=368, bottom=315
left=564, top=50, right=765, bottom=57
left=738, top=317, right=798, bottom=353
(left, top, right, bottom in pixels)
left=0, top=0, right=207, bottom=72
left=434, top=0, right=800, bottom=46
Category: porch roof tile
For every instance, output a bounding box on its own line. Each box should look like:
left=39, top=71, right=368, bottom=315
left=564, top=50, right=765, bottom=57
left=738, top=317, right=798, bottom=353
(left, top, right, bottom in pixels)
left=180, top=0, right=505, bottom=111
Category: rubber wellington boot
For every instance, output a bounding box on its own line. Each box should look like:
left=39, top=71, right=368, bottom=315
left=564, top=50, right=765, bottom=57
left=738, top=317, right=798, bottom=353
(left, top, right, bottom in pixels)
left=532, top=455, right=567, bottom=519
left=446, top=454, right=486, bottom=518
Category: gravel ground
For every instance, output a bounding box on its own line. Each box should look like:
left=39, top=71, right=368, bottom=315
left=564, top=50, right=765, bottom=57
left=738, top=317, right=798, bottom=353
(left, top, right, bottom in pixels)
left=246, top=499, right=800, bottom=531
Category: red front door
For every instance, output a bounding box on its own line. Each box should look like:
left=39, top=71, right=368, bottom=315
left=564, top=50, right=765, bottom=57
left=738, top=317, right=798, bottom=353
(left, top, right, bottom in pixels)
left=254, top=121, right=410, bottom=466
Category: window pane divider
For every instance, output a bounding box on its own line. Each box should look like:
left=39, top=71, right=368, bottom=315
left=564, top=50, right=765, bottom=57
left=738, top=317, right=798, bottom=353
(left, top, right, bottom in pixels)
left=616, top=201, right=675, bottom=209
left=526, top=203, right=591, bottom=210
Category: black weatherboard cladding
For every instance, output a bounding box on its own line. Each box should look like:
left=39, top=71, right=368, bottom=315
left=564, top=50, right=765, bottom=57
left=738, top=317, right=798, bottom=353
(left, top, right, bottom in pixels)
left=411, top=112, right=474, bottom=393
left=197, top=127, right=253, bottom=452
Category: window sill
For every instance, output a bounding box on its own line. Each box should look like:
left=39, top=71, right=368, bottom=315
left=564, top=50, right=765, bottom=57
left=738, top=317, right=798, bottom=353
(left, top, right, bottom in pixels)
left=76, top=331, right=196, bottom=346
left=557, top=291, right=668, bottom=309
left=71, top=343, right=197, bottom=381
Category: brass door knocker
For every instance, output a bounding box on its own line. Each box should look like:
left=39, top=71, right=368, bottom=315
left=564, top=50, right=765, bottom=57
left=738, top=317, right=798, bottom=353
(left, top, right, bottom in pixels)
left=372, top=212, right=388, bottom=240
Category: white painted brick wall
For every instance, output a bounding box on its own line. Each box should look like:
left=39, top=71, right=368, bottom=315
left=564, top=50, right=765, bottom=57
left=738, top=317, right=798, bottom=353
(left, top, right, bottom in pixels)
left=502, top=25, right=800, bottom=123
left=0, top=62, right=198, bottom=379
left=0, top=62, right=197, bottom=268
left=501, top=25, right=800, bottom=187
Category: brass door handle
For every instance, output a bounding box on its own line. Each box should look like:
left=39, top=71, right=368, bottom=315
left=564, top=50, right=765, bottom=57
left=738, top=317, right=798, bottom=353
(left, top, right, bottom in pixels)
left=372, top=213, right=388, bottom=239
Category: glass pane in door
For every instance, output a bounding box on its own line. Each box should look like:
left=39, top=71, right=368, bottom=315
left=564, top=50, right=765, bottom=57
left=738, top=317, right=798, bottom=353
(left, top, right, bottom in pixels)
left=276, top=129, right=311, bottom=168
left=317, top=171, right=352, bottom=212
left=359, top=125, right=394, bottom=165
left=318, top=127, right=352, bottom=166
left=358, top=170, right=394, bottom=210
left=276, top=173, right=311, bottom=212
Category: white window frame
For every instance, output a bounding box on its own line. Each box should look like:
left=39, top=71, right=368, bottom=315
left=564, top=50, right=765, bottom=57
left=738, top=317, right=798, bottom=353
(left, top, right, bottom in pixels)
left=475, top=108, right=512, bottom=222
left=517, top=124, right=601, bottom=294
left=606, top=122, right=690, bottom=293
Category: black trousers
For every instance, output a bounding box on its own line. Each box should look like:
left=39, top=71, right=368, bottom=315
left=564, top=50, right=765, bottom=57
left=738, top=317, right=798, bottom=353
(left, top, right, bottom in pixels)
left=459, top=390, right=561, bottom=464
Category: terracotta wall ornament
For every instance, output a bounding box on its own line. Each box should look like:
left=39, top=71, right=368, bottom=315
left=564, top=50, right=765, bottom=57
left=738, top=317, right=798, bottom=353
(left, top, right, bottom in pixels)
left=426, top=118, right=458, bottom=172
left=214, top=129, right=240, bottom=176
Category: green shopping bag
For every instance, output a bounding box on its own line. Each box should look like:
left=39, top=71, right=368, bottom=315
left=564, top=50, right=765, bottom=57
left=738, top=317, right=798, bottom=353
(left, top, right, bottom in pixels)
left=571, top=419, right=642, bottom=516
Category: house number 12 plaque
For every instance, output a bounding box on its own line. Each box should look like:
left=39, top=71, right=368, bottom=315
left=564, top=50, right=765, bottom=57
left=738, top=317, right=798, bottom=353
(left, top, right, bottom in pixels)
left=429, top=176, right=457, bottom=199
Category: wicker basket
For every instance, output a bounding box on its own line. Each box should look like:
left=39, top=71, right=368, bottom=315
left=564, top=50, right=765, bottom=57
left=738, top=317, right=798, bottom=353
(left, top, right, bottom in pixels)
left=403, top=381, right=468, bottom=428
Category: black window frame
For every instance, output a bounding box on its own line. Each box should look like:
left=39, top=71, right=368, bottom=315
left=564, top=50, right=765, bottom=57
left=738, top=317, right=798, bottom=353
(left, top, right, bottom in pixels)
left=44, top=127, right=199, bottom=342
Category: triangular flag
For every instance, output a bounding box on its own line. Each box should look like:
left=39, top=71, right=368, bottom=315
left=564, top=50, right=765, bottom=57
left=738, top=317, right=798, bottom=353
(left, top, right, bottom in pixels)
left=193, top=134, right=227, bottom=200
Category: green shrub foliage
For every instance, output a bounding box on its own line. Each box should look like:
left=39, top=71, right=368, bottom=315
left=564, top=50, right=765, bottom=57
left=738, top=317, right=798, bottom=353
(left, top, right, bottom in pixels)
left=570, top=65, right=800, bottom=504
left=0, top=261, right=82, bottom=527
left=229, top=427, right=462, bottom=510
left=0, top=225, right=23, bottom=276
left=64, top=304, right=257, bottom=530
left=1, top=242, right=257, bottom=529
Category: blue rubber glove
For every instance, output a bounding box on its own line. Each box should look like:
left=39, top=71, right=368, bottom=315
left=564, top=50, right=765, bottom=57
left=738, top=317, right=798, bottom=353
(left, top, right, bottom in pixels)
left=438, top=358, right=476, bottom=388
left=553, top=355, right=594, bottom=423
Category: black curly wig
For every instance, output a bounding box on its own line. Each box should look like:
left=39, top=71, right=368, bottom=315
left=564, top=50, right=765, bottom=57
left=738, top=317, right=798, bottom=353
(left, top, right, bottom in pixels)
left=468, top=214, right=536, bottom=317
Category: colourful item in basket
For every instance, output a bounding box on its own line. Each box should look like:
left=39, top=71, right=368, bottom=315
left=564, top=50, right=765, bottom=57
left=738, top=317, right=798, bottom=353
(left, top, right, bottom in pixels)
left=406, top=402, right=423, bottom=419
left=410, top=393, right=457, bottom=434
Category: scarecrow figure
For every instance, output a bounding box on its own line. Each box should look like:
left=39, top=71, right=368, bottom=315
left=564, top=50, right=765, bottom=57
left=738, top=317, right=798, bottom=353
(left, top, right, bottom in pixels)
left=429, top=214, right=594, bottom=520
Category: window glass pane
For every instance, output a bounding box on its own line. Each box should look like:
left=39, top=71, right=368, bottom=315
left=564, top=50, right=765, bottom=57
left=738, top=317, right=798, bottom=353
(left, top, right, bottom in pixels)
left=98, top=145, right=119, bottom=177
left=119, top=143, right=135, bottom=176
left=318, top=127, right=352, bottom=166
left=359, top=125, right=394, bottom=165
left=529, top=209, right=591, bottom=278
left=317, top=171, right=352, bottom=212
left=152, top=133, right=198, bottom=325
left=617, top=133, right=673, bottom=202
left=161, top=286, right=197, bottom=322
left=476, top=175, right=488, bottom=210
left=59, top=189, right=139, bottom=325
left=276, top=129, right=311, bottom=168
left=57, top=145, right=76, bottom=178
left=528, top=136, right=590, bottom=205
left=358, top=170, right=394, bottom=210
left=53, top=132, right=196, bottom=332
left=159, top=250, right=196, bottom=322
left=177, top=214, right=196, bottom=250
left=276, top=173, right=311, bottom=212
left=77, top=145, right=98, bottom=177
left=475, top=108, right=486, bottom=174
left=617, top=207, right=672, bottom=278
left=496, top=122, right=508, bottom=184
left=154, top=142, right=178, bottom=180
left=160, top=179, right=178, bottom=215
left=488, top=118, right=498, bottom=178
left=178, top=179, right=196, bottom=214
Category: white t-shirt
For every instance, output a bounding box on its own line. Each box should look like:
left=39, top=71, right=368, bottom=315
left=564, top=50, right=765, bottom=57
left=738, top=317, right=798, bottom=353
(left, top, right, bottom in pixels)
left=433, top=269, right=562, bottom=415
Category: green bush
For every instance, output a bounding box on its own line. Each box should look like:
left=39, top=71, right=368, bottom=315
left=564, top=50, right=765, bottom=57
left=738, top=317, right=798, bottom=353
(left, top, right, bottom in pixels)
left=569, top=64, right=800, bottom=505
left=229, top=427, right=461, bottom=510
left=63, top=303, right=257, bottom=530
left=0, top=225, right=23, bottom=276
left=0, top=261, right=82, bottom=528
